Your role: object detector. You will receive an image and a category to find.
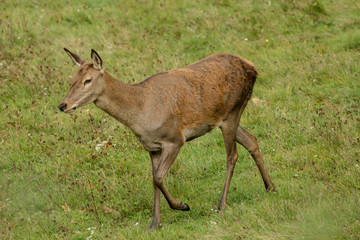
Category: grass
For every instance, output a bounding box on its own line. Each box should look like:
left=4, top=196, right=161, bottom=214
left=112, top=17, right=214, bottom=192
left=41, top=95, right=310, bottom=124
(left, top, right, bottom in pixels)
left=1, top=0, right=360, bottom=239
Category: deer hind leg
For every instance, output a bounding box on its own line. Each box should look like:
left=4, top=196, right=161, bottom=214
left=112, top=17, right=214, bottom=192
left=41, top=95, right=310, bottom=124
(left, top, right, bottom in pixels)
left=149, top=141, right=189, bottom=230
left=149, top=151, right=162, bottom=229
left=218, top=119, right=240, bottom=211
left=236, top=126, right=276, bottom=191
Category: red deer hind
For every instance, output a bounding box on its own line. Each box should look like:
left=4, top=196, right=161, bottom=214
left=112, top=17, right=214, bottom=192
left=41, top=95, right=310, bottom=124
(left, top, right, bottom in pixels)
left=59, top=49, right=275, bottom=229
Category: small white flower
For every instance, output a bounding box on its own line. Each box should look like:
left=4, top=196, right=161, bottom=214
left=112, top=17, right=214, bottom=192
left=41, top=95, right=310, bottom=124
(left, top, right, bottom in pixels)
left=210, top=221, right=217, bottom=225
left=355, top=164, right=359, bottom=168
left=135, top=222, right=139, bottom=226
left=95, top=141, right=108, bottom=151
left=106, top=42, right=112, bottom=49
left=244, top=38, right=248, bottom=41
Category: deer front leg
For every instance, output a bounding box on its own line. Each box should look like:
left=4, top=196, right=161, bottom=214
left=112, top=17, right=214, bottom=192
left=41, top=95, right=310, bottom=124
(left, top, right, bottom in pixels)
left=149, top=141, right=189, bottom=230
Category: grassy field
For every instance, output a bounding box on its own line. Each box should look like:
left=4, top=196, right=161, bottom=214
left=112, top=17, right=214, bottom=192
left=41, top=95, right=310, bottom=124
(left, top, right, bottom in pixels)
left=1, top=0, right=360, bottom=239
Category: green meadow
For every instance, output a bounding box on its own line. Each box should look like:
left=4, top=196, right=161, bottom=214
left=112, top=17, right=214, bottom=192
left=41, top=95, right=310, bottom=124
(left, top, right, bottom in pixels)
left=1, top=0, right=359, bottom=239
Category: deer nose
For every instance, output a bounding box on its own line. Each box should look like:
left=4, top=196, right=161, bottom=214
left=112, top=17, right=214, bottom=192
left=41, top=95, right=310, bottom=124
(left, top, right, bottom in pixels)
left=58, top=103, right=67, bottom=112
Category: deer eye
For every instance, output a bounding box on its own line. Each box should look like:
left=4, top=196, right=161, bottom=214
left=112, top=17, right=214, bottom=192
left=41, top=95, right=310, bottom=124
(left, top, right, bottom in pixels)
left=84, top=79, right=91, bottom=85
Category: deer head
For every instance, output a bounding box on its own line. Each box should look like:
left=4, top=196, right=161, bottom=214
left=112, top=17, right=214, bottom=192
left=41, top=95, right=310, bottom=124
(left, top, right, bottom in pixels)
left=58, top=48, right=105, bottom=112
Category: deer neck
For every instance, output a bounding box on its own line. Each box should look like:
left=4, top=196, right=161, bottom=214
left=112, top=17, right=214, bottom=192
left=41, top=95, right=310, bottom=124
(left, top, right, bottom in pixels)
left=94, top=72, right=144, bottom=129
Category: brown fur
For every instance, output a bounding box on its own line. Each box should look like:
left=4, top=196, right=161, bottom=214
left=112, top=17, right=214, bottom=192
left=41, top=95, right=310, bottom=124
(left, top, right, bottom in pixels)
left=59, top=50, right=275, bottom=229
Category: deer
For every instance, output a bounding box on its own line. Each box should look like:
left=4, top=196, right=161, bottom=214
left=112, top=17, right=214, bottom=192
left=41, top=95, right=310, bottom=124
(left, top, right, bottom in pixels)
left=58, top=48, right=276, bottom=229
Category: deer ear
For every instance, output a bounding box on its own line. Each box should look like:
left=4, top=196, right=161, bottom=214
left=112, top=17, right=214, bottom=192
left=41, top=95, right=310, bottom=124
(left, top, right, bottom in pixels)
left=91, top=49, right=104, bottom=71
left=64, top=48, right=84, bottom=67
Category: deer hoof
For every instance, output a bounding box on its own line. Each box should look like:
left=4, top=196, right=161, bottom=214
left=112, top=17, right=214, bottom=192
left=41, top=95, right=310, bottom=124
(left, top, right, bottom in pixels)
left=266, top=184, right=276, bottom=192
left=148, top=220, right=161, bottom=230
left=180, top=202, right=190, bottom=211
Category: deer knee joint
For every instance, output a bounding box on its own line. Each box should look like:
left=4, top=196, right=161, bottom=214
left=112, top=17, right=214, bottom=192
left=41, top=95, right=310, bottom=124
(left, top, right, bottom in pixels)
left=247, top=137, right=260, bottom=155
left=234, top=152, right=238, bottom=162
left=248, top=146, right=260, bottom=156
left=153, top=176, right=163, bottom=187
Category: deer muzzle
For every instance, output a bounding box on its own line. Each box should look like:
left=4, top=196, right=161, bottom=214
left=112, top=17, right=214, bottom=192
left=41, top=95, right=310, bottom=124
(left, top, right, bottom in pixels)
left=58, top=103, right=67, bottom=112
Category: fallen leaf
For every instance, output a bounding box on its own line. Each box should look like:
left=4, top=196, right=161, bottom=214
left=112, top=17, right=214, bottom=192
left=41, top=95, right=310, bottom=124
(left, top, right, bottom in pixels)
left=8, top=224, right=15, bottom=231
left=102, top=206, right=110, bottom=214
left=252, top=97, right=261, bottom=106
left=62, top=202, right=70, bottom=212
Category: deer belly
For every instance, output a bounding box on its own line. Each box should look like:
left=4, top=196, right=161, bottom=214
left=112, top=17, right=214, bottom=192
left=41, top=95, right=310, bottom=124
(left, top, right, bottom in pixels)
left=183, top=124, right=215, bottom=141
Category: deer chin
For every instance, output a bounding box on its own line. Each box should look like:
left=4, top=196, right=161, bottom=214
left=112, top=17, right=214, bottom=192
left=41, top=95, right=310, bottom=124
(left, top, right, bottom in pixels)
left=64, top=104, right=78, bottom=113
